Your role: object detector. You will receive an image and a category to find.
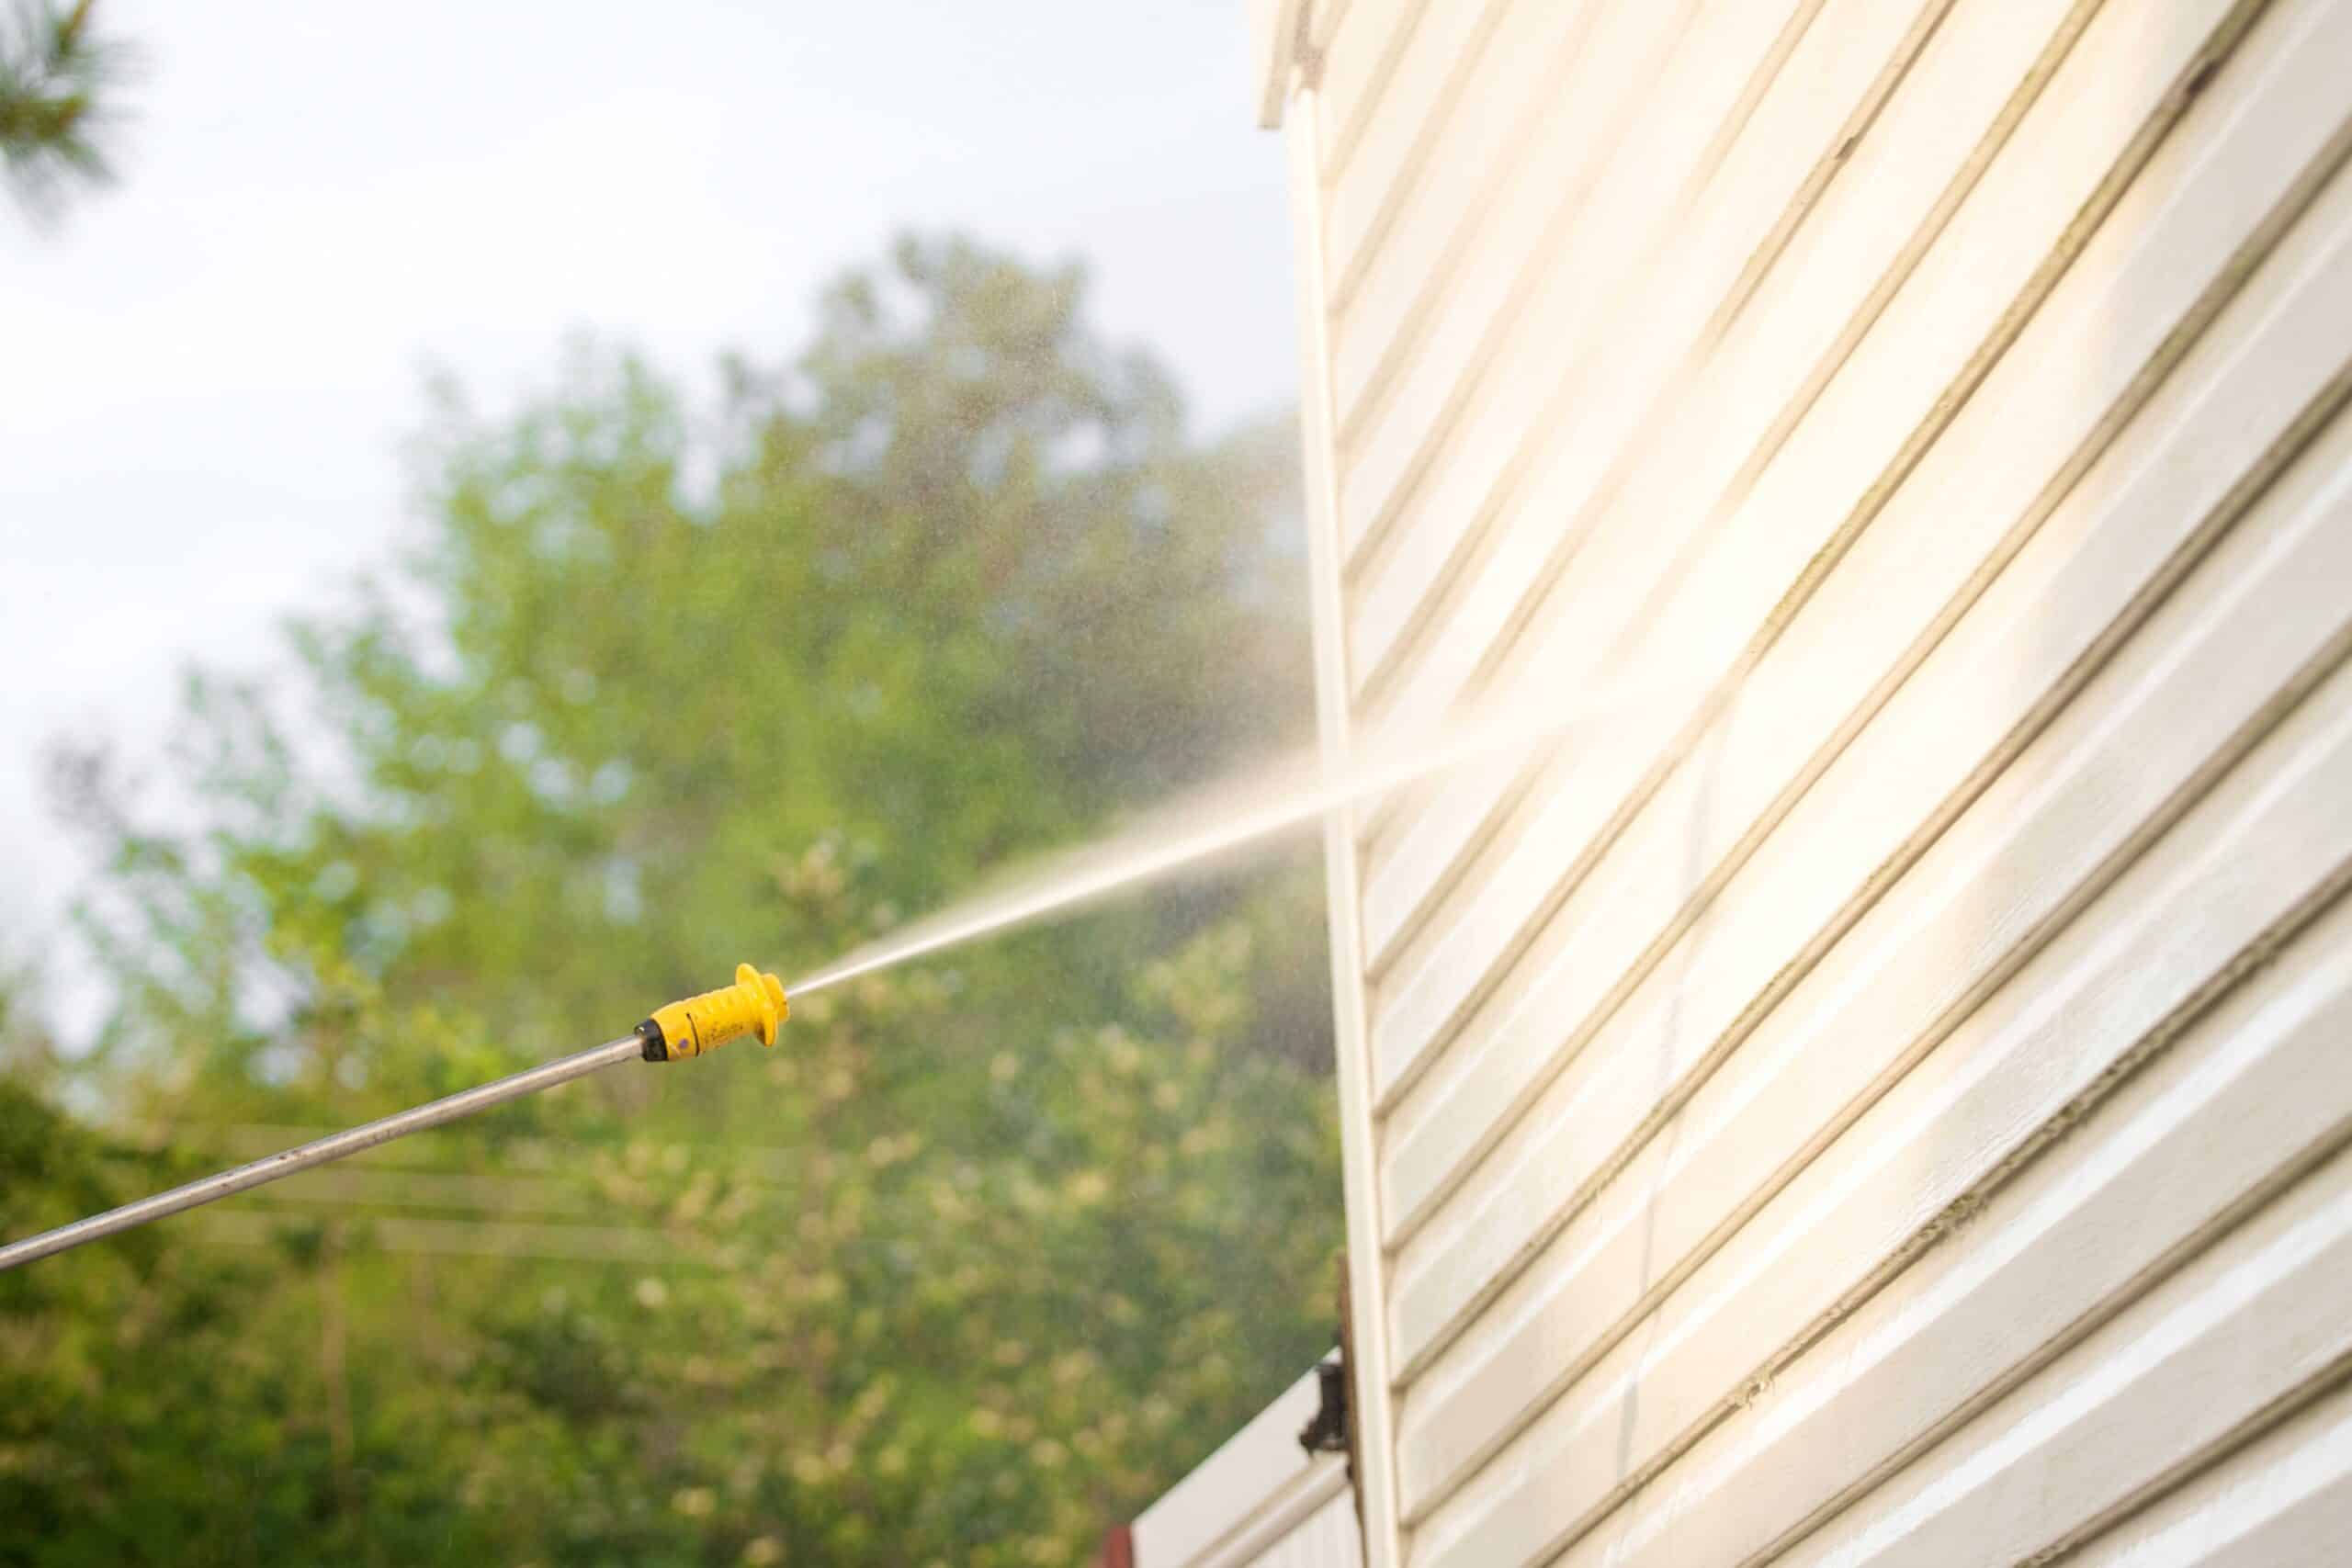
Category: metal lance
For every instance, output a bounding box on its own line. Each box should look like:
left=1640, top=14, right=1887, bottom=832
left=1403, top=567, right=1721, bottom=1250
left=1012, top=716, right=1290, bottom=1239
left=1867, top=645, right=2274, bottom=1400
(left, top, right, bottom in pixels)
left=0, top=964, right=789, bottom=1273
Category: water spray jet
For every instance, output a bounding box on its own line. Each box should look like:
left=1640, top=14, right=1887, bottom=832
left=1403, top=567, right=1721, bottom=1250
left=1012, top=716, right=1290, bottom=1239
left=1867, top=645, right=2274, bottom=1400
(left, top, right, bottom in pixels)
left=0, top=672, right=1671, bottom=1272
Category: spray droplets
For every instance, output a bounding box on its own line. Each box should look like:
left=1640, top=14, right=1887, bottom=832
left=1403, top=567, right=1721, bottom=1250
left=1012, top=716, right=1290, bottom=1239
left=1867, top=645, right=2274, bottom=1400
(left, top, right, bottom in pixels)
left=788, top=675, right=1688, bottom=996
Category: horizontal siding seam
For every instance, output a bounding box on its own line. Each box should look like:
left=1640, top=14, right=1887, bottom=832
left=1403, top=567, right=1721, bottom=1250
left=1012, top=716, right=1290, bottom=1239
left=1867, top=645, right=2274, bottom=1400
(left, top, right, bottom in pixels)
left=1635, top=0, right=1968, bottom=461
left=1191, top=1462, right=1353, bottom=1568
left=1322, top=0, right=1432, bottom=187
left=2017, top=1346, right=2352, bottom=1568
left=1311, top=0, right=1354, bottom=52
left=2057, top=1383, right=2352, bottom=1567
left=1323, top=0, right=1516, bottom=317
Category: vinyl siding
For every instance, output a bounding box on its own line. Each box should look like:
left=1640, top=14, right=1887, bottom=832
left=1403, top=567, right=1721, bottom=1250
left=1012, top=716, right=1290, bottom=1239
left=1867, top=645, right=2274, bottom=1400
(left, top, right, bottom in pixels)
left=1171, top=0, right=2352, bottom=1563
left=1132, top=1365, right=1364, bottom=1568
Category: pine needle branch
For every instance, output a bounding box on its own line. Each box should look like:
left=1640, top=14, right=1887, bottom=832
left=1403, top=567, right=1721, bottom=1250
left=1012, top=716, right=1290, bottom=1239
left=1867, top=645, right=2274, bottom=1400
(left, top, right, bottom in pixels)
left=0, top=0, right=129, bottom=221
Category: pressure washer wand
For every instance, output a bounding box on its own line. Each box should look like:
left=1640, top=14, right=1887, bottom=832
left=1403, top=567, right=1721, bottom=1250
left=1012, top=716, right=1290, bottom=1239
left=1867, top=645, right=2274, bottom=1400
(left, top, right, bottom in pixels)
left=0, top=963, right=789, bottom=1274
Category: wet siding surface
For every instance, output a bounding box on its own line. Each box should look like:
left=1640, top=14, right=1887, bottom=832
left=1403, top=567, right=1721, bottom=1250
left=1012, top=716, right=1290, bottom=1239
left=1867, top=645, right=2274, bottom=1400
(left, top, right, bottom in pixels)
left=1148, top=0, right=2352, bottom=1562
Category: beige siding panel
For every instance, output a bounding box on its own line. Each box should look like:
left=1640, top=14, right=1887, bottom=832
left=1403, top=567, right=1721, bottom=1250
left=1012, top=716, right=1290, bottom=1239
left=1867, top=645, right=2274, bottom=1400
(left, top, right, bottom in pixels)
left=1134, top=1368, right=1356, bottom=1568
left=1320, top=0, right=1516, bottom=318
left=1339, top=0, right=1956, bottom=861
left=1362, top=0, right=2270, bottom=1094
left=1241, top=0, right=2352, bottom=1558
left=1136, top=1366, right=1324, bottom=1567
left=1546, top=896, right=2352, bottom=1568
left=1310, top=0, right=1357, bottom=52
left=1128, top=1370, right=1361, bottom=1568
left=1342, top=0, right=1930, bottom=707
left=1384, top=242, right=2352, bottom=1267
left=1402, top=646, right=2352, bottom=1566
left=1326, top=0, right=1600, bottom=441
left=2061, top=1381, right=2352, bottom=1568
left=1392, top=390, right=2352, bottom=1507
left=1351, top=0, right=2120, bottom=970
left=1376, top=12, right=2352, bottom=1246
left=1765, top=1130, right=2352, bottom=1568
left=1318, top=0, right=1428, bottom=184
left=1330, top=0, right=1810, bottom=447
left=1340, top=0, right=1820, bottom=713
left=1331, top=0, right=1700, bottom=568
left=1218, top=1488, right=1363, bottom=1568
left=1346, top=0, right=1954, bottom=739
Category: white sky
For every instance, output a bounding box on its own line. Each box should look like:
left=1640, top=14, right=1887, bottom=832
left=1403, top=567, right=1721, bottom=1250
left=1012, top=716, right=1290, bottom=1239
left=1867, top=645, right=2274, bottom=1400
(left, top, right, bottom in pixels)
left=0, top=0, right=1298, bottom=1013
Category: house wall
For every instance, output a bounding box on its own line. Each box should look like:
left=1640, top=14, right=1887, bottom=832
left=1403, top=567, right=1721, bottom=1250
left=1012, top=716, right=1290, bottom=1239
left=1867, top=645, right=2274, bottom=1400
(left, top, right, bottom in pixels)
left=1132, top=1363, right=1364, bottom=1568
left=1148, top=0, right=2352, bottom=1562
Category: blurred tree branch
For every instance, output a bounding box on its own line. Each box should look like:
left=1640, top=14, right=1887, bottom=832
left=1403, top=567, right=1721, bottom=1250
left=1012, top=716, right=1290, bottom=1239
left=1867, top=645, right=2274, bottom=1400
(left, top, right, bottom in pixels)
left=0, top=0, right=129, bottom=220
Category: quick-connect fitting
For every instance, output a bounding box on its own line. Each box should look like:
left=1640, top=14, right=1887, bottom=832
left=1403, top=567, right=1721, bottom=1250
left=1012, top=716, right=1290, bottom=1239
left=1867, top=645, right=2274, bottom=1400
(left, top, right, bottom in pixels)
left=639, top=964, right=789, bottom=1062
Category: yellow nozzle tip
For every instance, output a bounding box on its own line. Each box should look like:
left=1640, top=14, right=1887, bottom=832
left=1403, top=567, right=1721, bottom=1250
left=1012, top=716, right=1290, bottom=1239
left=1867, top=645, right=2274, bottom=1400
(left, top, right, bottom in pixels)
left=650, top=964, right=790, bottom=1059
left=735, top=962, right=790, bottom=1047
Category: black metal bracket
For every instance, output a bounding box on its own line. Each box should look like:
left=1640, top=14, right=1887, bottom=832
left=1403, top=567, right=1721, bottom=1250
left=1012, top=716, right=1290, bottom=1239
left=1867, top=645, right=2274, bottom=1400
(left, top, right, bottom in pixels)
left=1297, top=1348, right=1351, bottom=1456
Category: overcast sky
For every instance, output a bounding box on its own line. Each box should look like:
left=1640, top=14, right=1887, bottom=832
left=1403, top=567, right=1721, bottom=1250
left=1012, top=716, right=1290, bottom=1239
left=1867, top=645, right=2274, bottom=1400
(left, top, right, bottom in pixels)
left=0, top=0, right=1298, bottom=1015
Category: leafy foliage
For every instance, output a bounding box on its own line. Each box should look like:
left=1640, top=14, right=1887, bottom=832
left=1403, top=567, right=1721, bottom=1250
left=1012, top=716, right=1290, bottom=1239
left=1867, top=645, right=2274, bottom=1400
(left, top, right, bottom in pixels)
left=7, top=237, right=1340, bottom=1565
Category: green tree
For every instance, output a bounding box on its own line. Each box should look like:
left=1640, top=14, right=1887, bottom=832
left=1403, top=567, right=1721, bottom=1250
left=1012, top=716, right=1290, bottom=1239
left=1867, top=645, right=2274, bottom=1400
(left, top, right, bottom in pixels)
left=3, top=961, right=504, bottom=1567
left=17, top=235, right=1340, bottom=1566
left=0, top=1, right=124, bottom=218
